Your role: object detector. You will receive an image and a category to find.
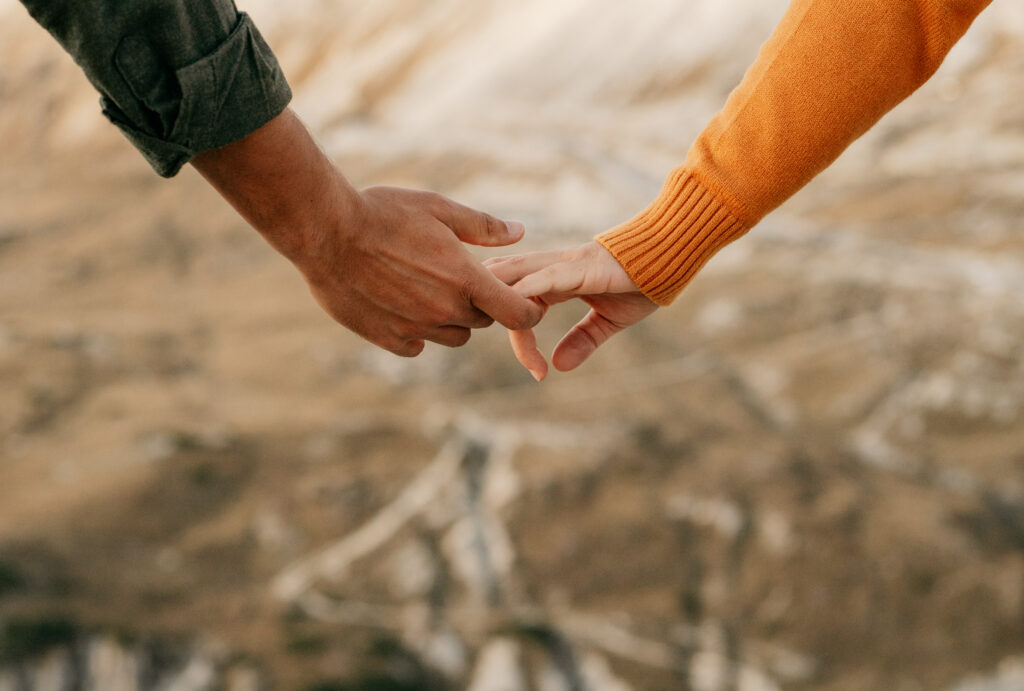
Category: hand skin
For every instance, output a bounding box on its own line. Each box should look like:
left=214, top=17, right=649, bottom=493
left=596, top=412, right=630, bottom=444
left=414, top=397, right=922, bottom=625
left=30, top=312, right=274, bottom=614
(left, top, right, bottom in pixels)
left=191, top=108, right=543, bottom=356
left=485, top=241, right=658, bottom=380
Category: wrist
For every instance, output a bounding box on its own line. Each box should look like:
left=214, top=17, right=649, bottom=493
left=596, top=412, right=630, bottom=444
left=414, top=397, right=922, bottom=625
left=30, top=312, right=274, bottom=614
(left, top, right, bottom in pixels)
left=191, top=108, right=362, bottom=267
left=268, top=166, right=362, bottom=273
left=582, top=240, right=643, bottom=294
left=596, top=168, right=750, bottom=305
left=285, top=182, right=367, bottom=286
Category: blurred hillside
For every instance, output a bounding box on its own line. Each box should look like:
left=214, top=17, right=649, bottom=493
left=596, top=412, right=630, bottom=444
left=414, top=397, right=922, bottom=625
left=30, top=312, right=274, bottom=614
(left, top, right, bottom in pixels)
left=1, top=1, right=1023, bottom=689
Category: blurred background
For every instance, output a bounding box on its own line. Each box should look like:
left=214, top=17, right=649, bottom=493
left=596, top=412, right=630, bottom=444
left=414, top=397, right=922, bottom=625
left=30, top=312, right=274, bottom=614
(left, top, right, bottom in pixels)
left=1, top=0, right=1024, bottom=689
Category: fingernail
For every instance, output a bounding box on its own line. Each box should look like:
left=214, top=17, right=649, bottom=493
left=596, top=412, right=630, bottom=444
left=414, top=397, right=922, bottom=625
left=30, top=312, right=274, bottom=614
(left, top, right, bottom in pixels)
left=528, top=368, right=544, bottom=382
left=505, top=221, right=525, bottom=239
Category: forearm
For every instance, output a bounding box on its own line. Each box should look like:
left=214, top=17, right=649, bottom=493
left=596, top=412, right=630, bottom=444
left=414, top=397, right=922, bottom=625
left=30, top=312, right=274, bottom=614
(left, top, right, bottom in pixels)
left=599, top=0, right=992, bottom=306
left=191, top=109, right=359, bottom=267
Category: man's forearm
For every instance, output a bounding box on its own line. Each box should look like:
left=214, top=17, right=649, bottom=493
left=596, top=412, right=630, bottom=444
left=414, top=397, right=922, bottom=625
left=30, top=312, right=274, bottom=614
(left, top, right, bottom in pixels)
left=191, top=109, right=358, bottom=267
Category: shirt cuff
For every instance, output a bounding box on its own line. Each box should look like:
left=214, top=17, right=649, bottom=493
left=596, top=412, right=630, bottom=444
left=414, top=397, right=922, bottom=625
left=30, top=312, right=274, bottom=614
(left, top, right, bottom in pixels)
left=596, top=168, right=751, bottom=306
left=101, top=13, right=292, bottom=178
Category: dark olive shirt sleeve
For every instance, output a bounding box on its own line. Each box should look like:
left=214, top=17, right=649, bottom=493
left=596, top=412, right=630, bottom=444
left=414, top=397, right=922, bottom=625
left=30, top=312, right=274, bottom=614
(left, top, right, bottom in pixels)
left=17, top=0, right=292, bottom=177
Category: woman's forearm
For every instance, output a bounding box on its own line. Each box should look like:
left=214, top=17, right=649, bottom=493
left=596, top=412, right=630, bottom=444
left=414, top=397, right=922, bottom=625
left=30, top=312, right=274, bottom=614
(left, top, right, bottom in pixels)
left=598, top=0, right=993, bottom=306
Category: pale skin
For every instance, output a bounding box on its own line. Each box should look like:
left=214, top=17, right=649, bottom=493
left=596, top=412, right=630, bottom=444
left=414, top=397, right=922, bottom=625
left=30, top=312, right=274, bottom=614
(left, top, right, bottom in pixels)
left=191, top=108, right=544, bottom=357
left=484, top=242, right=657, bottom=381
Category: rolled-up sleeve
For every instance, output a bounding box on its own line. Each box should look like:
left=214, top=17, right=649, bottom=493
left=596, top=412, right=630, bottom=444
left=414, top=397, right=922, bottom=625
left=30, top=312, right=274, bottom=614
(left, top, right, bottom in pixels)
left=17, top=0, right=292, bottom=177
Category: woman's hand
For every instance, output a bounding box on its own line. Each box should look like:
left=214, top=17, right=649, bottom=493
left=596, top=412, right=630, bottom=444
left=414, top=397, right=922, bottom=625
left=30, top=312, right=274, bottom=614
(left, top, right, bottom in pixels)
left=485, top=241, right=657, bottom=380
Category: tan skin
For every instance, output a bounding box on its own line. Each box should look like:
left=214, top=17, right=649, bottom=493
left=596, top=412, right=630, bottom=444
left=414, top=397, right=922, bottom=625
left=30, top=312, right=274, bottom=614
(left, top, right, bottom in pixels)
left=191, top=108, right=543, bottom=357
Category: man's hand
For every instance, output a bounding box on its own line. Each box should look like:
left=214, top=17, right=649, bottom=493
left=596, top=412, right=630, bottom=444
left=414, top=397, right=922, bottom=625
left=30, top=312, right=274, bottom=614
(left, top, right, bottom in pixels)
left=485, top=241, right=658, bottom=380
left=300, top=185, right=543, bottom=356
left=191, top=109, right=542, bottom=356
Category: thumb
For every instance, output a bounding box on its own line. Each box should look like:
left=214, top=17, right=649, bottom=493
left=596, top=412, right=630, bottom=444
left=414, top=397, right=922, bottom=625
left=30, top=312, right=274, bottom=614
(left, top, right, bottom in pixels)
left=551, top=308, right=622, bottom=372
left=436, top=196, right=525, bottom=247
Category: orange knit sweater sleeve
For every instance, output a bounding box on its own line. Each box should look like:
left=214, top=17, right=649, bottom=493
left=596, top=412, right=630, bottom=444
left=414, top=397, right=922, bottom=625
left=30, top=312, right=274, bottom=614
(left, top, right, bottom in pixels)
left=597, top=0, right=992, bottom=306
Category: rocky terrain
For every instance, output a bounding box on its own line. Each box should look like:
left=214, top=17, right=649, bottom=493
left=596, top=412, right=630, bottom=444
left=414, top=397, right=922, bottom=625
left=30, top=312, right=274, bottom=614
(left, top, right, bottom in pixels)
left=1, top=1, right=1023, bottom=689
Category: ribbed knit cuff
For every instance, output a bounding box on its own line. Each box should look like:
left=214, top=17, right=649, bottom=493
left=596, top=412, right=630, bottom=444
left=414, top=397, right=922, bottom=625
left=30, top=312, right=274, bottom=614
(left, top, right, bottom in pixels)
left=596, top=169, right=750, bottom=306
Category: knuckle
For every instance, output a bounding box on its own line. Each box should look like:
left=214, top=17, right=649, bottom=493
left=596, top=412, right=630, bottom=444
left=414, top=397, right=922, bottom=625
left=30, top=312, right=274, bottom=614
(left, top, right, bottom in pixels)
left=439, top=328, right=471, bottom=347
left=425, top=192, right=451, bottom=216
left=507, top=309, right=534, bottom=332
left=392, top=323, right=419, bottom=341
left=498, top=255, right=523, bottom=270
left=391, top=339, right=423, bottom=358
left=457, top=275, right=479, bottom=302
left=482, top=214, right=503, bottom=236
left=382, top=336, right=406, bottom=354
left=566, top=245, right=589, bottom=263
left=431, top=303, right=457, bottom=325
left=453, top=305, right=491, bottom=328
left=360, top=185, right=384, bottom=199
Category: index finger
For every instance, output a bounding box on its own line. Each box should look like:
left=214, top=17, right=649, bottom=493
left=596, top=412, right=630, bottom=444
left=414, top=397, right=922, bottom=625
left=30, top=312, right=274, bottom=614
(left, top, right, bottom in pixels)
left=466, top=265, right=544, bottom=331
left=512, top=262, right=587, bottom=300
left=485, top=250, right=565, bottom=286
left=510, top=328, right=548, bottom=382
